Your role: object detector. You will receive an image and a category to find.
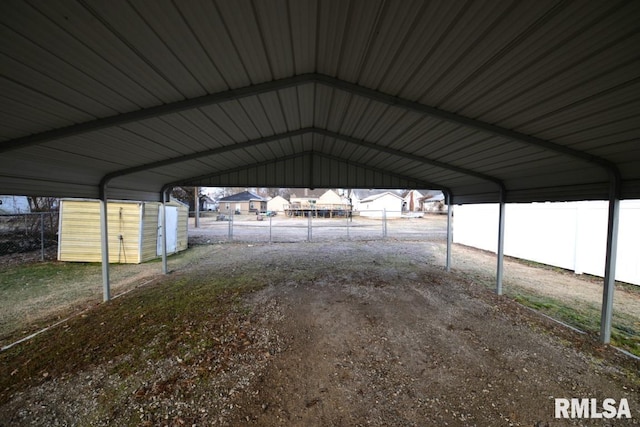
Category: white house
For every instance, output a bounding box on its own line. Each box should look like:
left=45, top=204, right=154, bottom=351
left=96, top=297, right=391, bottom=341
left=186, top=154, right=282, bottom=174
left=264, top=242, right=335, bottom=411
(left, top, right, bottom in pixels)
left=0, top=196, right=31, bottom=214
left=267, top=195, right=289, bottom=214
left=402, top=190, right=425, bottom=212
left=421, top=191, right=446, bottom=213
left=317, top=189, right=345, bottom=206
left=199, top=194, right=218, bottom=211
left=358, top=192, right=404, bottom=218
left=289, top=188, right=326, bottom=208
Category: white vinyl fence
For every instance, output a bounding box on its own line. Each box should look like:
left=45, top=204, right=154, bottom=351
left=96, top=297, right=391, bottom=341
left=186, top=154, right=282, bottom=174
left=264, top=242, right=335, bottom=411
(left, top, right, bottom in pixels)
left=453, top=201, right=640, bottom=286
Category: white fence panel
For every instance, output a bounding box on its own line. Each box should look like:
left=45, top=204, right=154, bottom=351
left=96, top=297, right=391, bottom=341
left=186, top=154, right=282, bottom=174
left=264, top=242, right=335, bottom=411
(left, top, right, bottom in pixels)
left=453, top=201, right=640, bottom=286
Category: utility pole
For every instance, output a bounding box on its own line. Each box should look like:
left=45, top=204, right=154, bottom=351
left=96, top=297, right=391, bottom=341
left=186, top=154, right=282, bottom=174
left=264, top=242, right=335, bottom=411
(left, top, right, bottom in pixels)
left=194, top=187, right=200, bottom=228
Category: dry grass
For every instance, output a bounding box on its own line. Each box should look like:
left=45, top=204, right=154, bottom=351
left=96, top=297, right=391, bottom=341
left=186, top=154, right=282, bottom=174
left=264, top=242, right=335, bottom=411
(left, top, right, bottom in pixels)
left=0, top=267, right=265, bottom=406
left=430, top=243, right=640, bottom=356
left=0, top=246, right=213, bottom=347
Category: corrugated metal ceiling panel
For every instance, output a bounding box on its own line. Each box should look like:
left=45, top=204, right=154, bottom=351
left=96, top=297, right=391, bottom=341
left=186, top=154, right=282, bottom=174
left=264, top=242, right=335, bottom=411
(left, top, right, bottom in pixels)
left=410, top=0, right=529, bottom=104
left=459, top=3, right=639, bottom=116
left=0, top=102, right=61, bottom=140
left=1, top=2, right=161, bottom=113
left=521, top=87, right=640, bottom=139
left=217, top=100, right=262, bottom=139
left=425, top=0, right=565, bottom=108
left=0, top=79, right=92, bottom=135
left=215, top=0, right=275, bottom=82
left=445, top=1, right=614, bottom=115
left=173, top=1, right=249, bottom=88
left=82, top=0, right=207, bottom=100
left=0, top=1, right=638, bottom=204
left=177, top=109, right=234, bottom=145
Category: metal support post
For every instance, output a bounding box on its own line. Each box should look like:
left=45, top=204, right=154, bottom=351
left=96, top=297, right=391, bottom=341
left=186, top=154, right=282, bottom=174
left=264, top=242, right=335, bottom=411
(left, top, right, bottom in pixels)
left=600, top=176, right=621, bottom=344
left=99, top=185, right=111, bottom=301
left=496, top=191, right=506, bottom=295
left=161, top=191, right=168, bottom=275
left=446, top=192, right=453, bottom=272
left=307, top=212, right=312, bottom=241
left=194, top=186, right=200, bottom=228
left=228, top=211, right=234, bottom=240
left=382, top=209, right=387, bottom=238
left=346, top=211, right=350, bottom=239
left=40, top=213, right=45, bottom=261
left=269, top=214, right=273, bottom=244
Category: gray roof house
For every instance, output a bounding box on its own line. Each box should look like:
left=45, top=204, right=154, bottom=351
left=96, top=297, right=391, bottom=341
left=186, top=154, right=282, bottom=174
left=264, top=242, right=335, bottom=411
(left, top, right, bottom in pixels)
left=218, top=191, right=267, bottom=215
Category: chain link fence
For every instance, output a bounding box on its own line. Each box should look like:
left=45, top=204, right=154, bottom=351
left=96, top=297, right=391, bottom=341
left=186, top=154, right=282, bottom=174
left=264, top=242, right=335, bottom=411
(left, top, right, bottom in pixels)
left=189, top=211, right=448, bottom=245
left=0, top=212, right=59, bottom=264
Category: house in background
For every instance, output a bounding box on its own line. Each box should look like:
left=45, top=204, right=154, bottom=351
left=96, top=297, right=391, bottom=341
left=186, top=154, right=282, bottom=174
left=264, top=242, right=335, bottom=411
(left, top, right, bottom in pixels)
left=358, top=192, right=404, bottom=218
left=218, top=191, right=266, bottom=215
left=402, top=190, right=425, bottom=212
left=0, top=195, right=31, bottom=214
left=350, top=190, right=400, bottom=213
left=401, top=190, right=446, bottom=213
left=199, top=194, right=218, bottom=211
left=286, top=189, right=351, bottom=217
left=317, top=189, right=347, bottom=206
left=288, top=188, right=327, bottom=208
left=420, top=191, right=446, bottom=213
left=267, top=195, right=288, bottom=214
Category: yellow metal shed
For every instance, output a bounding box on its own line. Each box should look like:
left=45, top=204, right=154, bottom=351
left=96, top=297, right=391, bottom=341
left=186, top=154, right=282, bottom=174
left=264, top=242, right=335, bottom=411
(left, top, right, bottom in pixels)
left=58, top=199, right=188, bottom=264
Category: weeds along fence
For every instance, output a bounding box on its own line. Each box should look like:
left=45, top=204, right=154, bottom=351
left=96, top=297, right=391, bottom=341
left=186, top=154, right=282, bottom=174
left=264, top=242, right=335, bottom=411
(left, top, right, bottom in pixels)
left=189, top=210, right=448, bottom=244
left=0, top=212, right=59, bottom=262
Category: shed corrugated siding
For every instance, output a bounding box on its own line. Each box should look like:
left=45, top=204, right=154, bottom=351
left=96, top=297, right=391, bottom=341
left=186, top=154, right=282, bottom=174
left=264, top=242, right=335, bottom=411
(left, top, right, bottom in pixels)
left=140, top=202, right=160, bottom=262
left=58, top=200, right=143, bottom=263
left=58, top=199, right=188, bottom=264
left=174, top=202, right=188, bottom=252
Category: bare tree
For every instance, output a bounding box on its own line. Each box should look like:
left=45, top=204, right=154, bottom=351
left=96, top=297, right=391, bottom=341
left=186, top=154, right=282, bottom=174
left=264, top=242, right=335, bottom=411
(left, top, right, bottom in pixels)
left=27, top=196, right=58, bottom=212
left=171, top=187, right=197, bottom=210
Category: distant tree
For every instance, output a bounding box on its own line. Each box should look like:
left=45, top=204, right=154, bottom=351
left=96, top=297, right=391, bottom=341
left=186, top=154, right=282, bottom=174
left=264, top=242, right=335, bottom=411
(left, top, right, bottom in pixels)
left=220, top=187, right=248, bottom=197
left=27, top=196, right=58, bottom=212
left=265, top=188, right=290, bottom=199
left=25, top=197, right=59, bottom=238
left=171, top=187, right=197, bottom=210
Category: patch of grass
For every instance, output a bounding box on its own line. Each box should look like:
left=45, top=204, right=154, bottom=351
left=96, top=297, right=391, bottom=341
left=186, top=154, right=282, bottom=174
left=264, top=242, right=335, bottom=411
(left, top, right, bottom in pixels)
left=0, top=262, right=106, bottom=340
left=618, top=280, right=640, bottom=296
left=510, top=289, right=640, bottom=357
left=0, top=245, right=224, bottom=341
left=0, top=268, right=266, bottom=404
left=457, top=257, right=640, bottom=358
left=0, top=262, right=99, bottom=293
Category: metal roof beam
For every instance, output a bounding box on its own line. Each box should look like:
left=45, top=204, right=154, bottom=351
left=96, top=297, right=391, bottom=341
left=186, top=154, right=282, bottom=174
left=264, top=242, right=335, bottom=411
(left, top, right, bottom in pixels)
left=309, top=151, right=451, bottom=193
left=0, top=75, right=314, bottom=153
left=101, top=127, right=502, bottom=192
left=314, top=129, right=504, bottom=190
left=314, top=75, right=619, bottom=177
left=161, top=151, right=448, bottom=195
left=100, top=129, right=310, bottom=187
left=0, top=73, right=620, bottom=178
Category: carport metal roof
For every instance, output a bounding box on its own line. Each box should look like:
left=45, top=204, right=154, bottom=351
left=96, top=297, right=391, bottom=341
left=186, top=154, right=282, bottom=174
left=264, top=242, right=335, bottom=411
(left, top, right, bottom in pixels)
left=1, top=0, right=639, bottom=204
left=1, top=1, right=639, bottom=345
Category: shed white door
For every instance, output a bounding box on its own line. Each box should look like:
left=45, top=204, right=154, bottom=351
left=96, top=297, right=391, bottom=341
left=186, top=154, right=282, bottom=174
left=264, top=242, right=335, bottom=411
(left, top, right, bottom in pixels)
left=157, top=206, right=178, bottom=255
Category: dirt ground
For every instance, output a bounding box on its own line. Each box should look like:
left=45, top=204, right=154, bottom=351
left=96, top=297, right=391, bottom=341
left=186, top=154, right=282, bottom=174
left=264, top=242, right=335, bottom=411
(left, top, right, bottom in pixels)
left=1, top=239, right=638, bottom=426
